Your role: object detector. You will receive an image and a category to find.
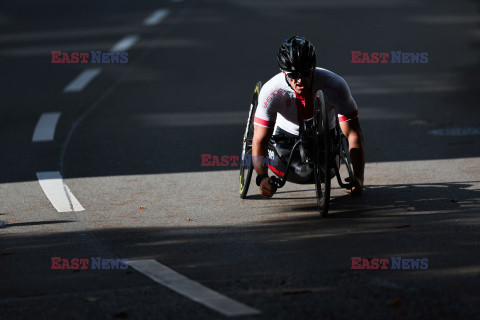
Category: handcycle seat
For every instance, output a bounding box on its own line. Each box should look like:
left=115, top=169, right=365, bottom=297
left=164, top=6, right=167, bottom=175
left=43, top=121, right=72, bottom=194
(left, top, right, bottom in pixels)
left=268, top=129, right=315, bottom=184
left=268, top=126, right=340, bottom=185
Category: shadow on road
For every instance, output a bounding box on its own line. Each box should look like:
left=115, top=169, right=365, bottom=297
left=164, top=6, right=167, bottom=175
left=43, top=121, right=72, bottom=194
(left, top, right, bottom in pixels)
left=1, top=194, right=479, bottom=318
left=2, top=220, right=74, bottom=228
left=268, top=181, right=480, bottom=218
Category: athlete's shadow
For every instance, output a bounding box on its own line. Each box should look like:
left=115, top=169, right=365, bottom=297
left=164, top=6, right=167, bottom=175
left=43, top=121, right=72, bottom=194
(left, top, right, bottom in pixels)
left=272, top=181, right=480, bottom=219
left=245, top=188, right=315, bottom=200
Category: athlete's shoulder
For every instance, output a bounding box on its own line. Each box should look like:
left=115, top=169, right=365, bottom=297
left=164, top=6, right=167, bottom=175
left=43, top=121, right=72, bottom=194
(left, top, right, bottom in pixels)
left=314, top=67, right=357, bottom=113
left=262, top=72, right=291, bottom=92
left=258, top=73, right=291, bottom=108
left=314, top=67, right=353, bottom=96
left=314, top=67, right=348, bottom=86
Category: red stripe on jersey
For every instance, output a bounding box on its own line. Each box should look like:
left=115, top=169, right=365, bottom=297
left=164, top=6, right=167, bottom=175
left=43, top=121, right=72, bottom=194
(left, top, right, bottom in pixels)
left=254, top=116, right=275, bottom=128
left=295, top=92, right=314, bottom=124
left=338, top=110, right=358, bottom=123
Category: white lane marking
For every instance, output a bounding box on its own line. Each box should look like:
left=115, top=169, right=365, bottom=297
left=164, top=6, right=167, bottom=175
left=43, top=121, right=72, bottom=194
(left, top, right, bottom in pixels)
left=143, top=9, right=170, bottom=26
left=428, top=127, right=480, bottom=136
left=63, top=68, right=101, bottom=93
left=235, top=0, right=416, bottom=8
left=408, top=15, right=480, bottom=24
left=128, top=259, right=262, bottom=317
left=136, top=111, right=248, bottom=126
left=344, top=73, right=470, bottom=94
left=135, top=105, right=416, bottom=127
left=110, top=35, right=139, bottom=52
left=36, top=171, right=85, bottom=212
left=0, top=285, right=156, bottom=303
left=32, top=112, right=61, bottom=142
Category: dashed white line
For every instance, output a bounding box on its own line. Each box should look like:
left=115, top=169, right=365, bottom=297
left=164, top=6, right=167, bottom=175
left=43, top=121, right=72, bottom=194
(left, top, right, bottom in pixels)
left=37, top=171, right=85, bottom=212
left=143, top=9, right=170, bottom=26
left=32, top=112, right=61, bottom=142
left=110, top=35, right=139, bottom=52
left=63, top=68, right=101, bottom=93
left=128, top=259, right=262, bottom=317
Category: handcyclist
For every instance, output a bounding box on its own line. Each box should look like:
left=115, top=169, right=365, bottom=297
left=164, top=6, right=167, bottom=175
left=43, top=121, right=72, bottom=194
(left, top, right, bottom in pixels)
left=253, top=36, right=365, bottom=198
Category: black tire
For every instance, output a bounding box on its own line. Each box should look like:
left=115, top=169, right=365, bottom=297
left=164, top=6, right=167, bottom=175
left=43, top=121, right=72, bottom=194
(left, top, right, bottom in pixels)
left=313, top=90, right=331, bottom=216
left=239, top=82, right=262, bottom=199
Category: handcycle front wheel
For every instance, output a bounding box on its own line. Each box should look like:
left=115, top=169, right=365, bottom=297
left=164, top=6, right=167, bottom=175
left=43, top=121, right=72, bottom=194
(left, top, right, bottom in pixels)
left=313, top=90, right=331, bottom=216
left=334, top=119, right=355, bottom=190
left=239, top=81, right=262, bottom=199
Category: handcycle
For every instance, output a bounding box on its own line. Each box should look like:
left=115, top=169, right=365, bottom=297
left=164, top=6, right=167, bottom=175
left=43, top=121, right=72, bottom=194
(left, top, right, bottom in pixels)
left=239, top=81, right=355, bottom=216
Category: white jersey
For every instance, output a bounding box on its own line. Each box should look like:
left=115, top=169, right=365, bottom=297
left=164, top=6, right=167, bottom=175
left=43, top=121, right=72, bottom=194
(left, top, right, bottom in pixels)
left=254, top=67, right=358, bottom=136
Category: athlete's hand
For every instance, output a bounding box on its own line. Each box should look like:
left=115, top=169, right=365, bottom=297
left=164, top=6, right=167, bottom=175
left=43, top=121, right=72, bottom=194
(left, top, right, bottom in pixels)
left=259, top=177, right=277, bottom=198
left=346, top=177, right=363, bottom=197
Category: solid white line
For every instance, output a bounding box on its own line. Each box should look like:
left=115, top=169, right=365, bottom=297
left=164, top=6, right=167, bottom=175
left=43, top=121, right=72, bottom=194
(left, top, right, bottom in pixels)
left=36, top=171, right=85, bottom=212
left=143, top=9, right=170, bottom=26
left=110, top=35, right=139, bottom=52
left=136, top=111, right=248, bottom=127
left=32, top=112, right=61, bottom=142
left=63, top=68, right=101, bottom=93
left=428, top=127, right=480, bottom=136
left=343, top=73, right=467, bottom=94
left=408, top=15, right=480, bottom=24
left=135, top=106, right=417, bottom=126
left=0, top=285, right=156, bottom=303
left=128, top=259, right=262, bottom=317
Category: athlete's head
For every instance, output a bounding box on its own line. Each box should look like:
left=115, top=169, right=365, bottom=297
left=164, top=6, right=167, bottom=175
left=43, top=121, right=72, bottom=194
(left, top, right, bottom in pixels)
left=277, top=36, right=316, bottom=95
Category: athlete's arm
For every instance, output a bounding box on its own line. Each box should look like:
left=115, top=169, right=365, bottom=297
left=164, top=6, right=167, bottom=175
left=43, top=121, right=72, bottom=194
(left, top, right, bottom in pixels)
left=340, top=117, right=365, bottom=196
left=252, top=124, right=277, bottom=197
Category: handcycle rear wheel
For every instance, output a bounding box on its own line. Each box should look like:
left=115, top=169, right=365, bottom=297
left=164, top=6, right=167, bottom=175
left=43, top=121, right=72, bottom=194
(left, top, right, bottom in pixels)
left=313, top=90, right=331, bottom=216
left=239, top=81, right=262, bottom=199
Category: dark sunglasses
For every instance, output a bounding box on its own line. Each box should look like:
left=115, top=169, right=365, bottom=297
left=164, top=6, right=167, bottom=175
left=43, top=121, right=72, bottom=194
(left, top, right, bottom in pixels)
left=285, top=68, right=314, bottom=80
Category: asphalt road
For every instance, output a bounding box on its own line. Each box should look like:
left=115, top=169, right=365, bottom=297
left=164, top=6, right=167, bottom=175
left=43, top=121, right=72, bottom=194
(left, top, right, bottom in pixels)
left=1, top=0, right=479, bottom=319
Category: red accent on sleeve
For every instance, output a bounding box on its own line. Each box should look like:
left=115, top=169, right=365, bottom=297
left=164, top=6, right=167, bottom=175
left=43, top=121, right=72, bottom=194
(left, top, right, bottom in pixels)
left=338, top=109, right=358, bottom=122
left=254, top=116, right=275, bottom=128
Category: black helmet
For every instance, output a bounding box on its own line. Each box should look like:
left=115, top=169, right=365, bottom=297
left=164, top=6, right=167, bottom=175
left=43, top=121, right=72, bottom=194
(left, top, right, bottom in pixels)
left=277, top=36, right=316, bottom=72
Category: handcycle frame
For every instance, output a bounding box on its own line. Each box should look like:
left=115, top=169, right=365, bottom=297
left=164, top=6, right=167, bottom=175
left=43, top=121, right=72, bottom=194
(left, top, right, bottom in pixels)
left=269, top=104, right=354, bottom=190
left=239, top=82, right=355, bottom=216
